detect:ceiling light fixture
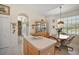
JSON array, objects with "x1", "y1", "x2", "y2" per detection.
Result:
[{"x1": 57, "y1": 6, "x2": 64, "y2": 29}]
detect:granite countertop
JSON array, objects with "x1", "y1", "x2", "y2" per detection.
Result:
[{"x1": 25, "y1": 36, "x2": 57, "y2": 50}]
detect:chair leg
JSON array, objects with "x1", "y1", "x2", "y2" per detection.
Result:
[
  {"x1": 60, "y1": 45, "x2": 73, "y2": 51},
  {"x1": 67, "y1": 46, "x2": 73, "y2": 51}
]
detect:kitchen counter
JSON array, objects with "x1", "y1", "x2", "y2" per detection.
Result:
[
  {"x1": 25, "y1": 36, "x2": 57, "y2": 50},
  {"x1": 24, "y1": 36, "x2": 57, "y2": 55}
]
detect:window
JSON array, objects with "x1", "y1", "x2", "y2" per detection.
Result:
[{"x1": 62, "y1": 15, "x2": 79, "y2": 35}]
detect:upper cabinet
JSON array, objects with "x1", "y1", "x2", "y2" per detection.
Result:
[
  {"x1": 31, "y1": 19, "x2": 49, "y2": 37},
  {"x1": 35, "y1": 19, "x2": 47, "y2": 32}
]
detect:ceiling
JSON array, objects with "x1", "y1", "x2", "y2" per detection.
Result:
[
  {"x1": 23, "y1": 4, "x2": 79, "y2": 16},
  {"x1": 7, "y1": 4, "x2": 79, "y2": 17},
  {"x1": 45, "y1": 4, "x2": 79, "y2": 16},
  {"x1": 25, "y1": 4, "x2": 62, "y2": 16},
  {"x1": 7, "y1": 4, "x2": 62, "y2": 15}
]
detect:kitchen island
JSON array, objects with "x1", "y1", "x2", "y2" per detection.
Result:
[{"x1": 23, "y1": 36, "x2": 57, "y2": 55}]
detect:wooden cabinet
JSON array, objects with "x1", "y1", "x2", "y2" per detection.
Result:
[
  {"x1": 31, "y1": 19, "x2": 49, "y2": 37},
  {"x1": 27, "y1": 42, "x2": 39, "y2": 55},
  {"x1": 23, "y1": 39, "x2": 55, "y2": 55},
  {"x1": 31, "y1": 32, "x2": 49, "y2": 37},
  {"x1": 40, "y1": 45, "x2": 55, "y2": 55},
  {"x1": 23, "y1": 39, "x2": 39, "y2": 55}
]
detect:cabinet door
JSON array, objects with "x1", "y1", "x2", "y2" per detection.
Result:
[
  {"x1": 0, "y1": 16, "x2": 10, "y2": 48},
  {"x1": 40, "y1": 45, "x2": 55, "y2": 55},
  {"x1": 27, "y1": 42, "x2": 39, "y2": 55}
]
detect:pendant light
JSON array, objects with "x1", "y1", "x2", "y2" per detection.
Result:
[{"x1": 57, "y1": 6, "x2": 64, "y2": 29}]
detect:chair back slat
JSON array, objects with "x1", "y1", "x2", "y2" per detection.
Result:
[{"x1": 66, "y1": 35, "x2": 75, "y2": 44}]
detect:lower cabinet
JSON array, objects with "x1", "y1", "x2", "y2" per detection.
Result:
[
  {"x1": 40, "y1": 45, "x2": 55, "y2": 55},
  {"x1": 27, "y1": 42, "x2": 39, "y2": 55},
  {"x1": 23, "y1": 39, "x2": 55, "y2": 55}
]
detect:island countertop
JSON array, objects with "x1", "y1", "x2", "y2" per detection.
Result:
[{"x1": 25, "y1": 36, "x2": 57, "y2": 51}]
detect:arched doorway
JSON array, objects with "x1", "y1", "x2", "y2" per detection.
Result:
[
  {"x1": 17, "y1": 13, "x2": 29, "y2": 37},
  {"x1": 17, "y1": 13, "x2": 29, "y2": 54}
]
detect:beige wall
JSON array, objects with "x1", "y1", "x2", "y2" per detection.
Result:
[
  {"x1": 6, "y1": 4, "x2": 45, "y2": 36},
  {"x1": 46, "y1": 16, "x2": 58, "y2": 37}
]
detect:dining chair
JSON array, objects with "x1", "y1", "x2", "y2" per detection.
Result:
[{"x1": 61, "y1": 35, "x2": 75, "y2": 51}]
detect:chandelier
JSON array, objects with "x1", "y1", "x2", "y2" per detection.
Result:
[{"x1": 57, "y1": 6, "x2": 64, "y2": 29}]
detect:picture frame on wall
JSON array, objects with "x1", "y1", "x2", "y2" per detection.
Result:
[{"x1": 0, "y1": 4, "x2": 10, "y2": 15}]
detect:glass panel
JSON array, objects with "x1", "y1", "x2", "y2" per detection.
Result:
[
  {"x1": 36, "y1": 23, "x2": 41, "y2": 32},
  {"x1": 77, "y1": 16, "x2": 79, "y2": 35},
  {"x1": 35, "y1": 22, "x2": 47, "y2": 32},
  {"x1": 61, "y1": 15, "x2": 79, "y2": 35}
]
